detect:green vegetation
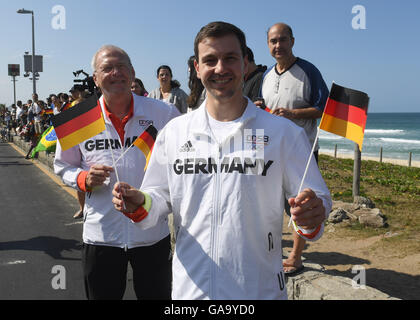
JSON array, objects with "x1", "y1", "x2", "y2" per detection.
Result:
[{"x1": 319, "y1": 154, "x2": 420, "y2": 254}]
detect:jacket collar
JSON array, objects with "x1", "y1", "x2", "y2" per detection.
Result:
[
  {"x1": 99, "y1": 93, "x2": 143, "y2": 124},
  {"x1": 190, "y1": 97, "x2": 257, "y2": 138}
]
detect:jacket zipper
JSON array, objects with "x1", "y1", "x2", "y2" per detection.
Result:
[
  {"x1": 121, "y1": 127, "x2": 129, "y2": 252},
  {"x1": 110, "y1": 120, "x2": 129, "y2": 251},
  {"x1": 210, "y1": 143, "x2": 222, "y2": 299},
  {"x1": 207, "y1": 120, "x2": 247, "y2": 299}
]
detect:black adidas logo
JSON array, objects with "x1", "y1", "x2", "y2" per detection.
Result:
[{"x1": 179, "y1": 140, "x2": 195, "y2": 152}]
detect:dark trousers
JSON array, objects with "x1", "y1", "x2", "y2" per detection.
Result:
[{"x1": 82, "y1": 235, "x2": 172, "y2": 300}]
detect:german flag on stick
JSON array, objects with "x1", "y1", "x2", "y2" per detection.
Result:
[
  {"x1": 51, "y1": 94, "x2": 105, "y2": 151},
  {"x1": 41, "y1": 108, "x2": 54, "y2": 116},
  {"x1": 319, "y1": 83, "x2": 369, "y2": 151},
  {"x1": 132, "y1": 125, "x2": 158, "y2": 171},
  {"x1": 261, "y1": 106, "x2": 274, "y2": 114},
  {"x1": 288, "y1": 83, "x2": 369, "y2": 231}
]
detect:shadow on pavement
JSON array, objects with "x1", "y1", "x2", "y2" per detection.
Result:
[
  {"x1": 0, "y1": 161, "x2": 33, "y2": 166},
  {"x1": 0, "y1": 236, "x2": 82, "y2": 261}
]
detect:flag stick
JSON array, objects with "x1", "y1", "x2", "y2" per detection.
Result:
[
  {"x1": 114, "y1": 143, "x2": 133, "y2": 165},
  {"x1": 288, "y1": 126, "x2": 321, "y2": 228},
  {"x1": 114, "y1": 124, "x2": 156, "y2": 169},
  {"x1": 104, "y1": 127, "x2": 121, "y2": 182},
  {"x1": 99, "y1": 106, "x2": 125, "y2": 209}
]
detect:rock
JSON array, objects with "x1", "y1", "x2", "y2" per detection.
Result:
[
  {"x1": 328, "y1": 208, "x2": 349, "y2": 223},
  {"x1": 326, "y1": 225, "x2": 335, "y2": 233},
  {"x1": 384, "y1": 231, "x2": 399, "y2": 238},
  {"x1": 286, "y1": 261, "x2": 398, "y2": 300},
  {"x1": 358, "y1": 209, "x2": 387, "y2": 228},
  {"x1": 353, "y1": 196, "x2": 375, "y2": 209},
  {"x1": 330, "y1": 199, "x2": 387, "y2": 228},
  {"x1": 346, "y1": 212, "x2": 358, "y2": 222},
  {"x1": 332, "y1": 200, "x2": 360, "y2": 212}
]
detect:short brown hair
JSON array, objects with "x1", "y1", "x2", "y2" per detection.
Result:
[{"x1": 194, "y1": 21, "x2": 247, "y2": 60}]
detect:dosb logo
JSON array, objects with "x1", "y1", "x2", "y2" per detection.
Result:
[
  {"x1": 246, "y1": 135, "x2": 269, "y2": 145},
  {"x1": 139, "y1": 120, "x2": 153, "y2": 127}
]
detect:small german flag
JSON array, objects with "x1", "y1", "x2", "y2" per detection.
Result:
[
  {"x1": 41, "y1": 109, "x2": 54, "y2": 116},
  {"x1": 133, "y1": 125, "x2": 158, "y2": 171},
  {"x1": 319, "y1": 83, "x2": 369, "y2": 151},
  {"x1": 51, "y1": 94, "x2": 105, "y2": 151},
  {"x1": 260, "y1": 106, "x2": 274, "y2": 114}
]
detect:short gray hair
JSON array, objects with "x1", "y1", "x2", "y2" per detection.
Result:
[{"x1": 91, "y1": 45, "x2": 132, "y2": 72}]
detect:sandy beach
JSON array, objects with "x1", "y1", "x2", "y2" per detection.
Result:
[{"x1": 319, "y1": 150, "x2": 420, "y2": 168}]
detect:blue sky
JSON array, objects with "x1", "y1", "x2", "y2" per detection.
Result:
[{"x1": 1, "y1": 0, "x2": 419, "y2": 113}]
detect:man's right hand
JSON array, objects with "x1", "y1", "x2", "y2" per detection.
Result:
[
  {"x1": 253, "y1": 100, "x2": 264, "y2": 108},
  {"x1": 112, "y1": 182, "x2": 145, "y2": 213},
  {"x1": 85, "y1": 164, "x2": 114, "y2": 189}
]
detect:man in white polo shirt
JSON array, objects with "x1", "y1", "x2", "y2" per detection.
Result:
[{"x1": 256, "y1": 22, "x2": 329, "y2": 277}]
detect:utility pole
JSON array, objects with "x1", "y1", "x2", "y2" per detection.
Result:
[
  {"x1": 353, "y1": 143, "x2": 361, "y2": 197},
  {"x1": 12, "y1": 76, "x2": 17, "y2": 107},
  {"x1": 17, "y1": 8, "x2": 36, "y2": 94},
  {"x1": 31, "y1": 10, "x2": 36, "y2": 94}
]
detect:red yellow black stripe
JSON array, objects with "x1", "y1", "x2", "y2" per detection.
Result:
[
  {"x1": 133, "y1": 125, "x2": 157, "y2": 155},
  {"x1": 133, "y1": 125, "x2": 158, "y2": 171},
  {"x1": 54, "y1": 104, "x2": 103, "y2": 138},
  {"x1": 329, "y1": 83, "x2": 369, "y2": 110},
  {"x1": 51, "y1": 94, "x2": 105, "y2": 151},
  {"x1": 52, "y1": 95, "x2": 99, "y2": 127},
  {"x1": 41, "y1": 109, "x2": 54, "y2": 115},
  {"x1": 319, "y1": 83, "x2": 369, "y2": 151},
  {"x1": 323, "y1": 98, "x2": 367, "y2": 130}
]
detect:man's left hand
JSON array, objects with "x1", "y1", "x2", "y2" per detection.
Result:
[
  {"x1": 272, "y1": 107, "x2": 295, "y2": 119},
  {"x1": 289, "y1": 188, "x2": 325, "y2": 229}
]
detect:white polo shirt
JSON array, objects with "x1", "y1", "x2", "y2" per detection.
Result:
[{"x1": 261, "y1": 57, "x2": 329, "y2": 151}]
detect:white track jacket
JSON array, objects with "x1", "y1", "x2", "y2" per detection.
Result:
[
  {"x1": 54, "y1": 93, "x2": 180, "y2": 249},
  {"x1": 138, "y1": 99, "x2": 332, "y2": 299}
]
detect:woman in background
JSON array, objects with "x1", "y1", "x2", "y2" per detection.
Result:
[
  {"x1": 148, "y1": 65, "x2": 188, "y2": 113},
  {"x1": 131, "y1": 78, "x2": 148, "y2": 96},
  {"x1": 187, "y1": 56, "x2": 206, "y2": 112}
]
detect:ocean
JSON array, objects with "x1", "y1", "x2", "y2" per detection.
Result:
[{"x1": 318, "y1": 113, "x2": 420, "y2": 162}]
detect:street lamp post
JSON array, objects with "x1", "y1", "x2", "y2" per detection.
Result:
[{"x1": 17, "y1": 8, "x2": 36, "y2": 95}]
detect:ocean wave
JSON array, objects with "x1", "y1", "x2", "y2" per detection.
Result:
[
  {"x1": 379, "y1": 138, "x2": 420, "y2": 145},
  {"x1": 319, "y1": 136, "x2": 344, "y2": 141},
  {"x1": 365, "y1": 129, "x2": 404, "y2": 134},
  {"x1": 318, "y1": 132, "x2": 345, "y2": 140}
]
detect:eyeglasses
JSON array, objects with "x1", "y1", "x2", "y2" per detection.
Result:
[{"x1": 98, "y1": 63, "x2": 130, "y2": 74}]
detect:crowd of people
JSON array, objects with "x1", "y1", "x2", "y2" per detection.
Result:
[
  {"x1": 0, "y1": 91, "x2": 78, "y2": 157},
  {"x1": 1, "y1": 20, "x2": 332, "y2": 300}
]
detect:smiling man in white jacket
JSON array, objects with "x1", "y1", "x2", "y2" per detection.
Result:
[
  {"x1": 112, "y1": 22, "x2": 332, "y2": 300},
  {"x1": 54, "y1": 45, "x2": 179, "y2": 300}
]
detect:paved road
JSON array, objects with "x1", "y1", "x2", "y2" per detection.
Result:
[{"x1": 0, "y1": 141, "x2": 135, "y2": 300}]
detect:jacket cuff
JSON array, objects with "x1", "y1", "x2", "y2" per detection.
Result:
[
  {"x1": 292, "y1": 220, "x2": 323, "y2": 241},
  {"x1": 125, "y1": 192, "x2": 152, "y2": 223},
  {"x1": 76, "y1": 171, "x2": 91, "y2": 192}
]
